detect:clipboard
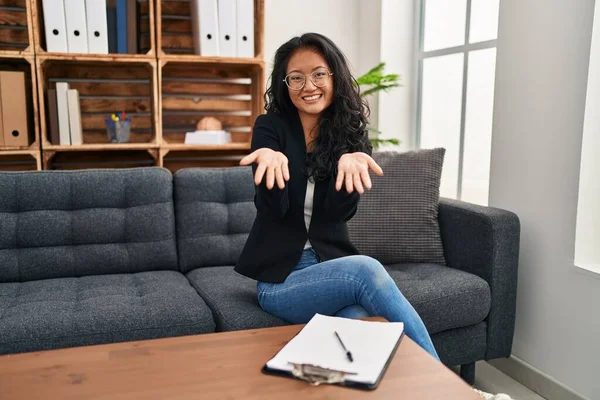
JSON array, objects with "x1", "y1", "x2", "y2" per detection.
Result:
[{"x1": 261, "y1": 314, "x2": 405, "y2": 390}]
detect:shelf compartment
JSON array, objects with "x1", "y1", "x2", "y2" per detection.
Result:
[
  {"x1": 0, "y1": 0, "x2": 33, "y2": 54},
  {"x1": 31, "y1": 0, "x2": 157, "y2": 57},
  {"x1": 0, "y1": 54, "x2": 39, "y2": 150},
  {"x1": 160, "y1": 147, "x2": 248, "y2": 172},
  {"x1": 0, "y1": 150, "x2": 40, "y2": 170},
  {"x1": 43, "y1": 148, "x2": 158, "y2": 170},
  {"x1": 37, "y1": 56, "x2": 159, "y2": 148},
  {"x1": 156, "y1": 0, "x2": 264, "y2": 58},
  {"x1": 159, "y1": 59, "x2": 264, "y2": 147}
]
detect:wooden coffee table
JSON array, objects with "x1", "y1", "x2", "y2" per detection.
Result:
[{"x1": 0, "y1": 323, "x2": 480, "y2": 399}]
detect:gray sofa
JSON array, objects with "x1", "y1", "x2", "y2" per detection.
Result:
[{"x1": 0, "y1": 166, "x2": 519, "y2": 384}]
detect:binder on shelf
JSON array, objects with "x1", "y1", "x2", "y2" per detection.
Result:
[
  {"x1": 85, "y1": 0, "x2": 109, "y2": 54},
  {"x1": 67, "y1": 89, "x2": 83, "y2": 145},
  {"x1": 47, "y1": 89, "x2": 61, "y2": 145},
  {"x1": 263, "y1": 314, "x2": 404, "y2": 390},
  {"x1": 116, "y1": 0, "x2": 127, "y2": 53},
  {"x1": 0, "y1": 71, "x2": 30, "y2": 147},
  {"x1": 218, "y1": 0, "x2": 237, "y2": 57},
  {"x1": 236, "y1": 0, "x2": 254, "y2": 58},
  {"x1": 191, "y1": 0, "x2": 220, "y2": 56},
  {"x1": 41, "y1": 0, "x2": 69, "y2": 52},
  {"x1": 64, "y1": 0, "x2": 90, "y2": 53},
  {"x1": 126, "y1": 0, "x2": 138, "y2": 54},
  {"x1": 106, "y1": 4, "x2": 117, "y2": 53},
  {"x1": 55, "y1": 82, "x2": 71, "y2": 145}
]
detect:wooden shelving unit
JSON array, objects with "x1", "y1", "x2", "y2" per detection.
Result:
[
  {"x1": 7, "y1": 0, "x2": 266, "y2": 172},
  {"x1": 155, "y1": 0, "x2": 265, "y2": 170}
]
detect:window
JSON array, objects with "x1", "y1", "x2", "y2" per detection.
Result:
[
  {"x1": 416, "y1": 0, "x2": 499, "y2": 205},
  {"x1": 575, "y1": 0, "x2": 600, "y2": 274}
]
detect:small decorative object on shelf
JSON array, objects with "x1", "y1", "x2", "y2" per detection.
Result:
[
  {"x1": 105, "y1": 111, "x2": 131, "y2": 143},
  {"x1": 196, "y1": 116, "x2": 222, "y2": 131},
  {"x1": 185, "y1": 116, "x2": 230, "y2": 145}
]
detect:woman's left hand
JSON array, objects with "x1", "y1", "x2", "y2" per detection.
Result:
[{"x1": 336, "y1": 152, "x2": 384, "y2": 194}]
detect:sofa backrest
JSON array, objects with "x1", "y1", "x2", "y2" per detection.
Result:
[
  {"x1": 0, "y1": 168, "x2": 179, "y2": 283},
  {"x1": 173, "y1": 167, "x2": 256, "y2": 273}
]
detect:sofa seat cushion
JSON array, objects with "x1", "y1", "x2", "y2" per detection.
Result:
[
  {"x1": 185, "y1": 267, "x2": 287, "y2": 331},
  {"x1": 0, "y1": 271, "x2": 215, "y2": 355},
  {"x1": 385, "y1": 263, "x2": 491, "y2": 334}
]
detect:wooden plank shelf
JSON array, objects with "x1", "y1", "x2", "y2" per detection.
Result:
[
  {"x1": 34, "y1": 53, "x2": 157, "y2": 63},
  {"x1": 162, "y1": 142, "x2": 250, "y2": 151},
  {"x1": 43, "y1": 148, "x2": 159, "y2": 170},
  {"x1": 42, "y1": 143, "x2": 158, "y2": 151},
  {"x1": 0, "y1": 0, "x2": 34, "y2": 55},
  {"x1": 0, "y1": 150, "x2": 40, "y2": 170}
]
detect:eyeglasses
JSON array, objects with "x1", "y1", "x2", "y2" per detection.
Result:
[{"x1": 283, "y1": 69, "x2": 334, "y2": 91}]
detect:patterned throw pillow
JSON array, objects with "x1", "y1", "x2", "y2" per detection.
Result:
[{"x1": 347, "y1": 148, "x2": 446, "y2": 265}]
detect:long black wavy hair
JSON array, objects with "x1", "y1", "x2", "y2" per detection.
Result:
[{"x1": 264, "y1": 33, "x2": 372, "y2": 181}]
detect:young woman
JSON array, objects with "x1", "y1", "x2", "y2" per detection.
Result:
[{"x1": 235, "y1": 33, "x2": 439, "y2": 360}]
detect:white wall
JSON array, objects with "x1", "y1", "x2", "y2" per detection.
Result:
[
  {"x1": 378, "y1": 0, "x2": 416, "y2": 150},
  {"x1": 357, "y1": 0, "x2": 383, "y2": 128},
  {"x1": 490, "y1": 0, "x2": 600, "y2": 398},
  {"x1": 264, "y1": 0, "x2": 360, "y2": 77},
  {"x1": 575, "y1": 0, "x2": 600, "y2": 272}
]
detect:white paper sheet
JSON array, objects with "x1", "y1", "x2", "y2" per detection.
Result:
[{"x1": 266, "y1": 314, "x2": 404, "y2": 385}]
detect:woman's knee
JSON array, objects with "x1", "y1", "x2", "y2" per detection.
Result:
[{"x1": 345, "y1": 255, "x2": 393, "y2": 288}]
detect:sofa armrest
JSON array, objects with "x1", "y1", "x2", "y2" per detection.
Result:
[{"x1": 438, "y1": 198, "x2": 520, "y2": 360}]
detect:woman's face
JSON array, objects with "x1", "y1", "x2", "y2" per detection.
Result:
[{"x1": 285, "y1": 48, "x2": 334, "y2": 117}]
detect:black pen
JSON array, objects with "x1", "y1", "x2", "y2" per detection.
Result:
[{"x1": 334, "y1": 331, "x2": 353, "y2": 362}]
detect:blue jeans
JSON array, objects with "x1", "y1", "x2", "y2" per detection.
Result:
[{"x1": 257, "y1": 248, "x2": 440, "y2": 360}]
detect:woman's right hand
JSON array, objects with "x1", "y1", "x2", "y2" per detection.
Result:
[{"x1": 239, "y1": 148, "x2": 290, "y2": 190}]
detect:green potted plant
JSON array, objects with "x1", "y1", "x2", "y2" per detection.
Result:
[{"x1": 355, "y1": 62, "x2": 401, "y2": 149}]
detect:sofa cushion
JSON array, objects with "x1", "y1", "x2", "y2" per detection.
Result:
[
  {"x1": 348, "y1": 149, "x2": 447, "y2": 265},
  {"x1": 0, "y1": 168, "x2": 179, "y2": 283},
  {"x1": 174, "y1": 167, "x2": 256, "y2": 273},
  {"x1": 185, "y1": 266, "x2": 287, "y2": 331},
  {"x1": 0, "y1": 271, "x2": 215, "y2": 355},
  {"x1": 185, "y1": 263, "x2": 488, "y2": 335},
  {"x1": 385, "y1": 263, "x2": 490, "y2": 334}
]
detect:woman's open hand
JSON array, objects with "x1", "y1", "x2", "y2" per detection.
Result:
[
  {"x1": 336, "y1": 152, "x2": 383, "y2": 194},
  {"x1": 239, "y1": 148, "x2": 290, "y2": 190}
]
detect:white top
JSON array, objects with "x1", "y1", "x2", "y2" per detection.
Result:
[{"x1": 304, "y1": 180, "x2": 316, "y2": 249}]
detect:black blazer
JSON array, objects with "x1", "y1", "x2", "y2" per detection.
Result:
[{"x1": 234, "y1": 111, "x2": 371, "y2": 283}]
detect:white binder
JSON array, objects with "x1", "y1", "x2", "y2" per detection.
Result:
[
  {"x1": 191, "y1": 0, "x2": 220, "y2": 56},
  {"x1": 67, "y1": 89, "x2": 83, "y2": 145},
  {"x1": 55, "y1": 82, "x2": 71, "y2": 145},
  {"x1": 41, "y1": 0, "x2": 68, "y2": 52},
  {"x1": 64, "y1": 0, "x2": 89, "y2": 53},
  {"x1": 236, "y1": 0, "x2": 254, "y2": 58},
  {"x1": 218, "y1": 0, "x2": 237, "y2": 57},
  {"x1": 85, "y1": 0, "x2": 108, "y2": 54}
]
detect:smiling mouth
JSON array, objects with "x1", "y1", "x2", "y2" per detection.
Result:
[{"x1": 302, "y1": 94, "x2": 322, "y2": 101}]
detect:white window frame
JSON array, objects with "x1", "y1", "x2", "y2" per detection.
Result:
[{"x1": 414, "y1": 0, "x2": 497, "y2": 200}]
